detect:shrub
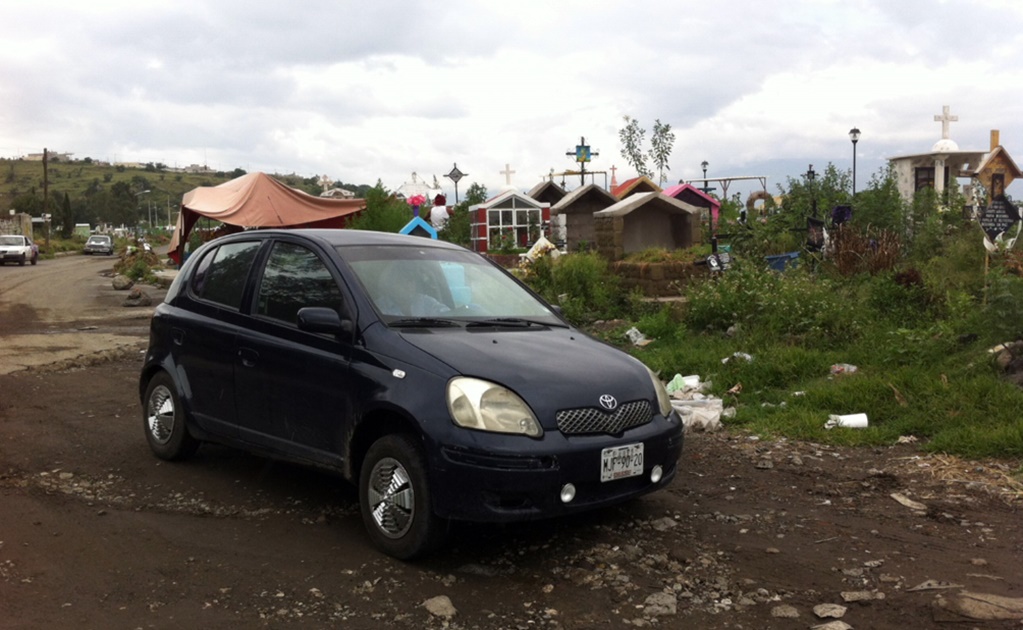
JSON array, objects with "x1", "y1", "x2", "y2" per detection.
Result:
[
  {"x1": 865, "y1": 269, "x2": 934, "y2": 328},
  {"x1": 522, "y1": 252, "x2": 621, "y2": 324},
  {"x1": 682, "y1": 260, "x2": 855, "y2": 346}
]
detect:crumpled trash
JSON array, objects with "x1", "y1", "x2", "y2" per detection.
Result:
[
  {"x1": 722, "y1": 352, "x2": 753, "y2": 364},
  {"x1": 625, "y1": 327, "x2": 652, "y2": 347},
  {"x1": 664, "y1": 374, "x2": 731, "y2": 431},
  {"x1": 830, "y1": 363, "x2": 858, "y2": 375},
  {"x1": 825, "y1": 413, "x2": 868, "y2": 429},
  {"x1": 672, "y1": 398, "x2": 724, "y2": 432},
  {"x1": 665, "y1": 373, "x2": 700, "y2": 394}
]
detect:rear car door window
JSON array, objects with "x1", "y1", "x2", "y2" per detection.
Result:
[
  {"x1": 256, "y1": 241, "x2": 343, "y2": 324},
  {"x1": 191, "y1": 241, "x2": 261, "y2": 309}
]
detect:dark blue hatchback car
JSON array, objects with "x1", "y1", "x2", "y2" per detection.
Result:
[{"x1": 140, "y1": 229, "x2": 684, "y2": 559}]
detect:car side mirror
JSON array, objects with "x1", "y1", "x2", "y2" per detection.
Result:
[{"x1": 296, "y1": 307, "x2": 354, "y2": 336}]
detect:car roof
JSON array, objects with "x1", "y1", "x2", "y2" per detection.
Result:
[{"x1": 224, "y1": 229, "x2": 467, "y2": 252}]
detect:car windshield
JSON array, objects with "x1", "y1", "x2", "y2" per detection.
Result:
[
  {"x1": 87, "y1": 236, "x2": 110, "y2": 244},
  {"x1": 0, "y1": 236, "x2": 24, "y2": 246},
  {"x1": 340, "y1": 244, "x2": 562, "y2": 326}
]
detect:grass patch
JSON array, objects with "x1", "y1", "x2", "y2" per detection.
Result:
[{"x1": 536, "y1": 246, "x2": 1023, "y2": 460}]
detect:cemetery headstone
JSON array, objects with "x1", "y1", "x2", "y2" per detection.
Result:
[{"x1": 979, "y1": 195, "x2": 1021, "y2": 240}]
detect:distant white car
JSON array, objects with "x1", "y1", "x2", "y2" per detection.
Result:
[
  {"x1": 0, "y1": 234, "x2": 39, "y2": 266},
  {"x1": 84, "y1": 234, "x2": 115, "y2": 256}
]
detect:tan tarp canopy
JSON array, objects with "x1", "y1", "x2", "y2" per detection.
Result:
[{"x1": 168, "y1": 172, "x2": 365, "y2": 264}]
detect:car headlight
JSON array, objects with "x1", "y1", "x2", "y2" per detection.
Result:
[
  {"x1": 447, "y1": 377, "x2": 542, "y2": 437},
  {"x1": 645, "y1": 366, "x2": 675, "y2": 418}
]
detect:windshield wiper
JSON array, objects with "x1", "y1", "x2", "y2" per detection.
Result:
[
  {"x1": 467, "y1": 317, "x2": 566, "y2": 328},
  {"x1": 388, "y1": 317, "x2": 462, "y2": 328}
]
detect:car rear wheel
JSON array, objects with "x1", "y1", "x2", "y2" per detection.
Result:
[
  {"x1": 359, "y1": 434, "x2": 447, "y2": 560},
  {"x1": 143, "y1": 372, "x2": 200, "y2": 461}
]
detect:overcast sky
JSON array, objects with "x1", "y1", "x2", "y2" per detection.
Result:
[{"x1": 2, "y1": 0, "x2": 1022, "y2": 202}]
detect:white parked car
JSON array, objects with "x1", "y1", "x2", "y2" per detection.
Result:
[{"x1": 0, "y1": 235, "x2": 39, "y2": 266}]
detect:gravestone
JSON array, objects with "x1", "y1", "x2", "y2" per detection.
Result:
[{"x1": 979, "y1": 195, "x2": 1021, "y2": 240}]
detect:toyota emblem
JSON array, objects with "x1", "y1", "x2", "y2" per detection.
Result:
[{"x1": 599, "y1": 394, "x2": 618, "y2": 410}]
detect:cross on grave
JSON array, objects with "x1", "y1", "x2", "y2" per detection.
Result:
[
  {"x1": 500, "y1": 163, "x2": 516, "y2": 186},
  {"x1": 318, "y1": 174, "x2": 332, "y2": 192},
  {"x1": 934, "y1": 105, "x2": 958, "y2": 140}
]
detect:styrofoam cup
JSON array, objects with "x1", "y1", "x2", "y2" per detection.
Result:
[{"x1": 826, "y1": 413, "x2": 868, "y2": 429}]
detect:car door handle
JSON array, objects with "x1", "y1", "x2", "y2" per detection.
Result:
[
  {"x1": 238, "y1": 348, "x2": 259, "y2": 368},
  {"x1": 172, "y1": 328, "x2": 185, "y2": 346}
]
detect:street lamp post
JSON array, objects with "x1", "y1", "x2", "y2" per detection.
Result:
[
  {"x1": 849, "y1": 128, "x2": 860, "y2": 197},
  {"x1": 805, "y1": 165, "x2": 817, "y2": 218},
  {"x1": 700, "y1": 161, "x2": 717, "y2": 252}
]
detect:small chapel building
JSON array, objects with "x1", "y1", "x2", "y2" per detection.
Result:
[
  {"x1": 468, "y1": 189, "x2": 551, "y2": 254},
  {"x1": 888, "y1": 106, "x2": 994, "y2": 203}
]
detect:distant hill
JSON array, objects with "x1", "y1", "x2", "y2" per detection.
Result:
[{"x1": 0, "y1": 158, "x2": 354, "y2": 211}]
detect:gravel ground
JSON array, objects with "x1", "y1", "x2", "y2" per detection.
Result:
[{"x1": 1, "y1": 255, "x2": 1022, "y2": 628}]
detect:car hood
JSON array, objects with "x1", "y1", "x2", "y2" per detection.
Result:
[{"x1": 396, "y1": 327, "x2": 654, "y2": 421}]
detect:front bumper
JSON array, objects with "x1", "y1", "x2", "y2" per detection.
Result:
[{"x1": 429, "y1": 418, "x2": 685, "y2": 522}]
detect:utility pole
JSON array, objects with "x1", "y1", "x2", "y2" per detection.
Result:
[{"x1": 43, "y1": 148, "x2": 50, "y2": 247}]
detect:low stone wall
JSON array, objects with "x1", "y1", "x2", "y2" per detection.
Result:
[{"x1": 611, "y1": 260, "x2": 708, "y2": 297}]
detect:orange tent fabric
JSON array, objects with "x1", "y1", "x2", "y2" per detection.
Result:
[{"x1": 168, "y1": 172, "x2": 365, "y2": 264}]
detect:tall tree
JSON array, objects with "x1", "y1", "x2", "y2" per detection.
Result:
[
  {"x1": 619, "y1": 116, "x2": 675, "y2": 183},
  {"x1": 648, "y1": 119, "x2": 676, "y2": 186},
  {"x1": 618, "y1": 116, "x2": 649, "y2": 178},
  {"x1": 59, "y1": 192, "x2": 73, "y2": 238}
]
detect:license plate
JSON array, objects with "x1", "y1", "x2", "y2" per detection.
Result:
[{"x1": 600, "y1": 443, "x2": 644, "y2": 482}]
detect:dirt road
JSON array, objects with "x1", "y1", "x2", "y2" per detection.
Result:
[
  {"x1": 1, "y1": 255, "x2": 1022, "y2": 628},
  {"x1": 0, "y1": 254, "x2": 157, "y2": 374}
]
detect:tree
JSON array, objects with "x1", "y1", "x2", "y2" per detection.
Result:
[
  {"x1": 439, "y1": 182, "x2": 488, "y2": 248},
  {"x1": 618, "y1": 116, "x2": 676, "y2": 184},
  {"x1": 849, "y1": 165, "x2": 906, "y2": 234},
  {"x1": 648, "y1": 119, "x2": 676, "y2": 185},
  {"x1": 59, "y1": 193, "x2": 73, "y2": 238},
  {"x1": 618, "y1": 116, "x2": 648, "y2": 178},
  {"x1": 347, "y1": 180, "x2": 410, "y2": 233}
]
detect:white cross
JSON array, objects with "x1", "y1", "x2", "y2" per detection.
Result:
[
  {"x1": 500, "y1": 163, "x2": 516, "y2": 185},
  {"x1": 934, "y1": 105, "x2": 958, "y2": 140},
  {"x1": 318, "y1": 174, "x2": 332, "y2": 192}
]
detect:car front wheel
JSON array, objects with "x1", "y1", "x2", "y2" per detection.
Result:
[
  {"x1": 359, "y1": 434, "x2": 447, "y2": 560},
  {"x1": 143, "y1": 372, "x2": 200, "y2": 461}
]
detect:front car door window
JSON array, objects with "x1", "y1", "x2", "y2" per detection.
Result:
[{"x1": 256, "y1": 241, "x2": 343, "y2": 324}]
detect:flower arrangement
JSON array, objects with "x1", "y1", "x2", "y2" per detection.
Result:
[{"x1": 407, "y1": 194, "x2": 426, "y2": 208}]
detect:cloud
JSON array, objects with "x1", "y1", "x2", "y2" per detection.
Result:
[{"x1": 3, "y1": 0, "x2": 1023, "y2": 201}]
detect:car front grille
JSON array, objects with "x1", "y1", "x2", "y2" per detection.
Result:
[{"x1": 556, "y1": 400, "x2": 652, "y2": 435}]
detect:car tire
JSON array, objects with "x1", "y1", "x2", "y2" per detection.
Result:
[
  {"x1": 30, "y1": 256, "x2": 37, "y2": 266},
  {"x1": 359, "y1": 434, "x2": 447, "y2": 560},
  {"x1": 142, "y1": 372, "x2": 200, "y2": 461},
  {"x1": 18, "y1": 255, "x2": 25, "y2": 266}
]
